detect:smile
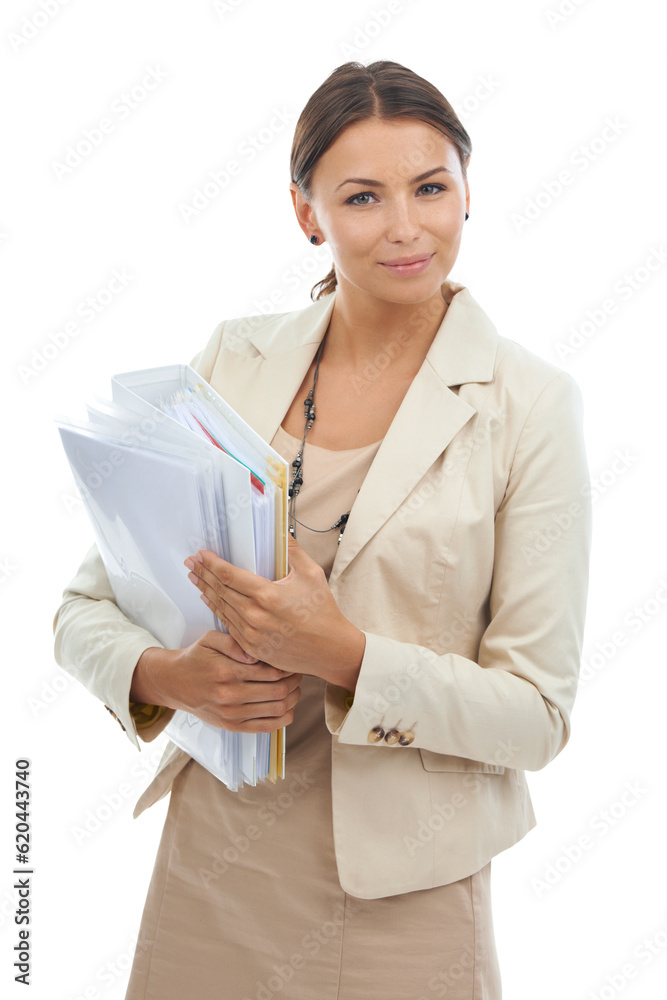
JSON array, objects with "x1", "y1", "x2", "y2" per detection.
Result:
[{"x1": 378, "y1": 253, "x2": 434, "y2": 275}]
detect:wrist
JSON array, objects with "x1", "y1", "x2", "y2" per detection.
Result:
[
  {"x1": 130, "y1": 646, "x2": 179, "y2": 707},
  {"x1": 324, "y1": 624, "x2": 365, "y2": 693}
]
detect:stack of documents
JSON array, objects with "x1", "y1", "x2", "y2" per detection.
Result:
[{"x1": 55, "y1": 364, "x2": 290, "y2": 791}]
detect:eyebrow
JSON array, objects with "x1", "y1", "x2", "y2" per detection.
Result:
[{"x1": 335, "y1": 166, "x2": 453, "y2": 191}]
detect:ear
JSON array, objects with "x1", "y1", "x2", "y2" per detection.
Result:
[
  {"x1": 463, "y1": 157, "x2": 471, "y2": 216},
  {"x1": 289, "y1": 182, "x2": 318, "y2": 239}
]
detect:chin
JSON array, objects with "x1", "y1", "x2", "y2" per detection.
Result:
[
  {"x1": 340, "y1": 267, "x2": 446, "y2": 305},
  {"x1": 375, "y1": 271, "x2": 447, "y2": 299}
]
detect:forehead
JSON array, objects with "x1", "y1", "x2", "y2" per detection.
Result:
[{"x1": 313, "y1": 117, "x2": 458, "y2": 183}]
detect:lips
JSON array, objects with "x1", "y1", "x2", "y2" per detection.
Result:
[
  {"x1": 379, "y1": 253, "x2": 434, "y2": 275},
  {"x1": 381, "y1": 253, "x2": 433, "y2": 266}
]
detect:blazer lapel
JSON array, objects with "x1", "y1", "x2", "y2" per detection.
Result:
[
  {"x1": 328, "y1": 284, "x2": 499, "y2": 585},
  {"x1": 225, "y1": 294, "x2": 336, "y2": 448},
  {"x1": 218, "y1": 280, "x2": 499, "y2": 586}
]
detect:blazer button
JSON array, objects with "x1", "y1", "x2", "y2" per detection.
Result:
[
  {"x1": 398, "y1": 730, "x2": 415, "y2": 746},
  {"x1": 367, "y1": 726, "x2": 384, "y2": 743},
  {"x1": 104, "y1": 704, "x2": 126, "y2": 733},
  {"x1": 384, "y1": 729, "x2": 400, "y2": 745}
]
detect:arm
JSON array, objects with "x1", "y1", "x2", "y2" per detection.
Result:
[
  {"x1": 52, "y1": 323, "x2": 228, "y2": 747},
  {"x1": 53, "y1": 546, "x2": 302, "y2": 746},
  {"x1": 52, "y1": 542, "x2": 173, "y2": 749},
  {"x1": 324, "y1": 372, "x2": 593, "y2": 772}
]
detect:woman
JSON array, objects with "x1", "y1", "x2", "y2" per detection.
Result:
[{"x1": 53, "y1": 60, "x2": 592, "y2": 999}]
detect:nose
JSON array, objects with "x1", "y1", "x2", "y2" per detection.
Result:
[{"x1": 384, "y1": 195, "x2": 421, "y2": 243}]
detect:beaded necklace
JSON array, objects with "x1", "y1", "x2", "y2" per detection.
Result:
[{"x1": 287, "y1": 332, "x2": 355, "y2": 545}]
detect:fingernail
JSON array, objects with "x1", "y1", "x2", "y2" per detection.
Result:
[
  {"x1": 200, "y1": 594, "x2": 210, "y2": 606},
  {"x1": 184, "y1": 558, "x2": 194, "y2": 570}
]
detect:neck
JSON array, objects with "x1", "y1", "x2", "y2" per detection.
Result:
[{"x1": 322, "y1": 281, "x2": 452, "y2": 376}]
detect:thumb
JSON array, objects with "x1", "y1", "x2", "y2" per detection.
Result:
[
  {"x1": 275, "y1": 533, "x2": 306, "y2": 584},
  {"x1": 287, "y1": 533, "x2": 310, "y2": 561}
]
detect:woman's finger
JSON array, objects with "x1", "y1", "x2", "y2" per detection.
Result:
[
  {"x1": 233, "y1": 672, "x2": 302, "y2": 704},
  {"x1": 198, "y1": 632, "x2": 295, "y2": 678},
  {"x1": 185, "y1": 550, "x2": 264, "y2": 602},
  {"x1": 221, "y1": 682, "x2": 302, "y2": 722},
  {"x1": 196, "y1": 577, "x2": 249, "y2": 640},
  {"x1": 218, "y1": 631, "x2": 258, "y2": 664}
]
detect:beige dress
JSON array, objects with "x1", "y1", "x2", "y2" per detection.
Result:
[{"x1": 124, "y1": 426, "x2": 502, "y2": 1000}]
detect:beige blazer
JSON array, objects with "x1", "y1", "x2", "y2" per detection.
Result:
[{"x1": 53, "y1": 278, "x2": 592, "y2": 899}]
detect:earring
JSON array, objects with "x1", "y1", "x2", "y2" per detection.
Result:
[
  {"x1": 465, "y1": 212, "x2": 469, "y2": 221},
  {"x1": 310, "y1": 234, "x2": 319, "y2": 244}
]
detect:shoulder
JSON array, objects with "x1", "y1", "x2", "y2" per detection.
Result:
[
  {"x1": 494, "y1": 333, "x2": 583, "y2": 406},
  {"x1": 188, "y1": 296, "x2": 332, "y2": 380},
  {"x1": 487, "y1": 335, "x2": 586, "y2": 459},
  {"x1": 455, "y1": 284, "x2": 586, "y2": 433},
  {"x1": 447, "y1": 284, "x2": 583, "y2": 407}
]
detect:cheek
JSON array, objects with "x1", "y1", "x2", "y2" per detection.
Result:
[
  {"x1": 331, "y1": 214, "x2": 379, "y2": 258},
  {"x1": 440, "y1": 226, "x2": 462, "y2": 251},
  {"x1": 432, "y1": 200, "x2": 463, "y2": 232},
  {"x1": 431, "y1": 215, "x2": 464, "y2": 257}
]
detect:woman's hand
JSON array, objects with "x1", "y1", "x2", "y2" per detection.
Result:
[
  {"x1": 131, "y1": 631, "x2": 302, "y2": 733},
  {"x1": 184, "y1": 535, "x2": 366, "y2": 691}
]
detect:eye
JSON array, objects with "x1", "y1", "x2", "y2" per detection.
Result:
[
  {"x1": 345, "y1": 183, "x2": 447, "y2": 206},
  {"x1": 345, "y1": 191, "x2": 376, "y2": 206}
]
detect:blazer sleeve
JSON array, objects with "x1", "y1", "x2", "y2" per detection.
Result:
[
  {"x1": 324, "y1": 371, "x2": 593, "y2": 772},
  {"x1": 51, "y1": 322, "x2": 227, "y2": 750}
]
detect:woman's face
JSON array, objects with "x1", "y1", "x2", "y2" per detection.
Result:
[{"x1": 290, "y1": 116, "x2": 470, "y2": 305}]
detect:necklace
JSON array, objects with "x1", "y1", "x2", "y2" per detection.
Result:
[{"x1": 287, "y1": 332, "x2": 356, "y2": 545}]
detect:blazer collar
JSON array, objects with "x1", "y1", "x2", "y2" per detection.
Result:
[
  {"x1": 245, "y1": 278, "x2": 498, "y2": 387},
  {"x1": 224, "y1": 279, "x2": 499, "y2": 587}
]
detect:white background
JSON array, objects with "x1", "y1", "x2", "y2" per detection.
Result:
[{"x1": 2, "y1": 1, "x2": 666, "y2": 998}]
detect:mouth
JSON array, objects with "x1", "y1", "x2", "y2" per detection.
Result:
[{"x1": 379, "y1": 253, "x2": 435, "y2": 275}]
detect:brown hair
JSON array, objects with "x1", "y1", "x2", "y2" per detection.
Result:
[{"x1": 289, "y1": 60, "x2": 472, "y2": 301}]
